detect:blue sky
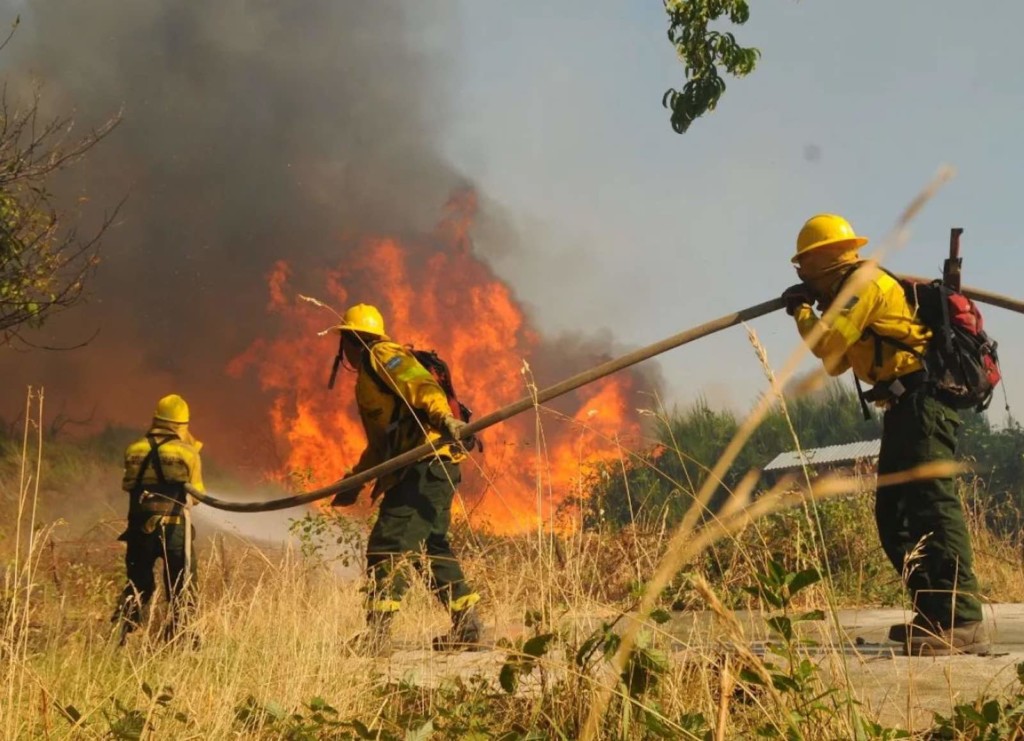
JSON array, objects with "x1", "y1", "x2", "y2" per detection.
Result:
[{"x1": 442, "y1": 0, "x2": 1024, "y2": 416}]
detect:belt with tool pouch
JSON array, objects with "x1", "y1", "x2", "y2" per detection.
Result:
[
  {"x1": 860, "y1": 370, "x2": 929, "y2": 404},
  {"x1": 139, "y1": 513, "x2": 186, "y2": 534}
]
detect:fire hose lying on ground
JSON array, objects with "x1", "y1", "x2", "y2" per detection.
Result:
[{"x1": 186, "y1": 280, "x2": 1024, "y2": 514}]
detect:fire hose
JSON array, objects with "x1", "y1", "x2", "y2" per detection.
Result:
[{"x1": 187, "y1": 282, "x2": 1024, "y2": 513}]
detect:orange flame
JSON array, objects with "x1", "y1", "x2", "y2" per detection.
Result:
[{"x1": 229, "y1": 190, "x2": 644, "y2": 533}]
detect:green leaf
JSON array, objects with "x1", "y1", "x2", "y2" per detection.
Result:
[
  {"x1": 766, "y1": 616, "x2": 793, "y2": 641},
  {"x1": 404, "y1": 718, "x2": 434, "y2": 741},
  {"x1": 771, "y1": 674, "x2": 801, "y2": 693},
  {"x1": 643, "y1": 707, "x2": 677, "y2": 738},
  {"x1": 308, "y1": 696, "x2": 334, "y2": 713},
  {"x1": 794, "y1": 609, "x2": 826, "y2": 623},
  {"x1": 576, "y1": 633, "x2": 604, "y2": 667},
  {"x1": 958, "y1": 704, "x2": 986, "y2": 725},
  {"x1": 767, "y1": 558, "x2": 787, "y2": 585},
  {"x1": 603, "y1": 631, "x2": 622, "y2": 657},
  {"x1": 522, "y1": 633, "x2": 555, "y2": 658},
  {"x1": 141, "y1": 682, "x2": 153, "y2": 699},
  {"x1": 981, "y1": 699, "x2": 1002, "y2": 723},
  {"x1": 738, "y1": 668, "x2": 765, "y2": 686},
  {"x1": 650, "y1": 608, "x2": 672, "y2": 625},
  {"x1": 61, "y1": 704, "x2": 82, "y2": 724},
  {"x1": 350, "y1": 719, "x2": 378, "y2": 739},
  {"x1": 499, "y1": 663, "x2": 519, "y2": 694},
  {"x1": 264, "y1": 701, "x2": 287, "y2": 721},
  {"x1": 678, "y1": 711, "x2": 711, "y2": 735},
  {"x1": 744, "y1": 583, "x2": 783, "y2": 609},
  {"x1": 788, "y1": 567, "x2": 822, "y2": 597}
]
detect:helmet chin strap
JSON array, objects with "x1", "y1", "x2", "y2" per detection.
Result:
[
  {"x1": 327, "y1": 332, "x2": 345, "y2": 390},
  {"x1": 328, "y1": 332, "x2": 374, "y2": 388}
]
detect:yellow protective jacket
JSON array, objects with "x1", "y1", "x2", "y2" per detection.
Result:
[
  {"x1": 794, "y1": 269, "x2": 931, "y2": 384},
  {"x1": 351, "y1": 341, "x2": 463, "y2": 492},
  {"x1": 122, "y1": 423, "x2": 205, "y2": 494}
]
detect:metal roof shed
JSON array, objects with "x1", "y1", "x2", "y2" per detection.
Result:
[{"x1": 763, "y1": 439, "x2": 881, "y2": 473}]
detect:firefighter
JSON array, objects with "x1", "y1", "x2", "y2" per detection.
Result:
[
  {"x1": 781, "y1": 214, "x2": 988, "y2": 655},
  {"x1": 329, "y1": 303, "x2": 482, "y2": 653},
  {"x1": 111, "y1": 394, "x2": 204, "y2": 647}
]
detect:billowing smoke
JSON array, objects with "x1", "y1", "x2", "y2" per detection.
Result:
[
  {"x1": 0, "y1": 2, "x2": 468, "y2": 463},
  {"x1": 0, "y1": 3, "x2": 661, "y2": 509}
]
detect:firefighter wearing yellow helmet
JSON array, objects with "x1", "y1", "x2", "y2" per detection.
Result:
[
  {"x1": 111, "y1": 394, "x2": 205, "y2": 647},
  {"x1": 782, "y1": 214, "x2": 987, "y2": 655},
  {"x1": 329, "y1": 303, "x2": 482, "y2": 653}
]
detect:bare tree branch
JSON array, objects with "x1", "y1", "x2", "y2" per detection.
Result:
[{"x1": 0, "y1": 73, "x2": 123, "y2": 346}]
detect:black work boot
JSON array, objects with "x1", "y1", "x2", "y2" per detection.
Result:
[
  {"x1": 433, "y1": 606, "x2": 484, "y2": 652},
  {"x1": 887, "y1": 614, "x2": 935, "y2": 643},
  {"x1": 111, "y1": 600, "x2": 142, "y2": 647},
  {"x1": 350, "y1": 611, "x2": 395, "y2": 657}
]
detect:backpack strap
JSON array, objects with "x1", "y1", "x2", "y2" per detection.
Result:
[
  {"x1": 132, "y1": 434, "x2": 171, "y2": 491},
  {"x1": 361, "y1": 345, "x2": 392, "y2": 396},
  {"x1": 829, "y1": 263, "x2": 930, "y2": 418},
  {"x1": 937, "y1": 281, "x2": 955, "y2": 355},
  {"x1": 852, "y1": 375, "x2": 872, "y2": 421},
  {"x1": 327, "y1": 332, "x2": 345, "y2": 390},
  {"x1": 837, "y1": 265, "x2": 928, "y2": 371},
  {"x1": 129, "y1": 435, "x2": 187, "y2": 520}
]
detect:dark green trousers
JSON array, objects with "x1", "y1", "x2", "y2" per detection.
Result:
[
  {"x1": 113, "y1": 521, "x2": 197, "y2": 636},
  {"x1": 366, "y1": 459, "x2": 474, "y2": 612},
  {"x1": 876, "y1": 390, "x2": 983, "y2": 625}
]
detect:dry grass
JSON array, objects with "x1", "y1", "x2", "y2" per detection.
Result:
[
  {"x1": 6, "y1": 170, "x2": 1024, "y2": 738},
  {"x1": 3, "y1": 406, "x2": 1020, "y2": 739}
]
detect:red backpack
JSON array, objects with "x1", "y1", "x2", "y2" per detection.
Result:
[
  {"x1": 857, "y1": 229, "x2": 1001, "y2": 413},
  {"x1": 892, "y1": 276, "x2": 1001, "y2": 410}
]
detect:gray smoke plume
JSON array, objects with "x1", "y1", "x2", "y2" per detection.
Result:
[{"x1": 0, "y1": 2, "x2": 467, "y2": 460}]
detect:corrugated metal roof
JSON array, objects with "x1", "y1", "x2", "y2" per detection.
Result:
[{"x1": 763, "y1": 439, "x2": 881, "y2": 472}]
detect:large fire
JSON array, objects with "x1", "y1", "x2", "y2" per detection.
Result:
[{"x1": 228, "y1": 190, "x2": 644, "y2": 533}]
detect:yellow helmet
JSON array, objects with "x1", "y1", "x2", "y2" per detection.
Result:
[
  {"x1": 154, "y1": 394, "x2": 189, "y2": 424},
  {"x1": 332, "y1": 303, "x2": 388, "y2": 338},
  {"x1": 792, "y1": 213, "x2": 868, "y2": 263}
]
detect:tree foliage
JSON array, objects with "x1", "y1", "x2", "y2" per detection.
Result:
[
  {"x1": 959, "y1": 410, "x2": 1024, "y2": 533},
  {"x1": 662, "y1": 0, "x2": 760, "y2": 133},
  {"x1": 580, "y1": 383, "x2": 879, "y2": 529},
  {"x1": 581, "y1": 384, "x2": 1024, "y2": 532},
  {"x1": 0, "y1": 21, "x2": 120, "y2": 346}
]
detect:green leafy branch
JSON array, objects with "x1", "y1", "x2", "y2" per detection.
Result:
[{"x1": 663, "y1": 0, "x2": 760, "y2": 133}]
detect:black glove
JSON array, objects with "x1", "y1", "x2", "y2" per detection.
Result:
[
  {"x1": 781, "y1": 283, "x2": 815, "y2": 316},
  {"x1": 330, "y1": 471, "x2": 361, "y2": 507}
]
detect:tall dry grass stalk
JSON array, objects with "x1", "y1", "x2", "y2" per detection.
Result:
[
  {"x1": 3, "y1": 387, "x2": 46, "y2": 741},
  {"x1": 580, "y1": 166, "x2": 955, "y2": 740},
  {"x1": 7, "y1": 165, "x2": 1020, "y2": 739}
]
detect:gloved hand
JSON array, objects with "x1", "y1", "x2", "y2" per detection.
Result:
[
  {"x1": 443, "y1": 415, "x2": 469, "y2": 440},
  {"x1": 442, "y1": 415, "x2": 478, "y2": 451},
  {"x1": 781, "y1": 283, "x2": 815, "y2": 316},
  {"x1": 330, "y1": 470, "x2": 361, "y2": 507}
]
